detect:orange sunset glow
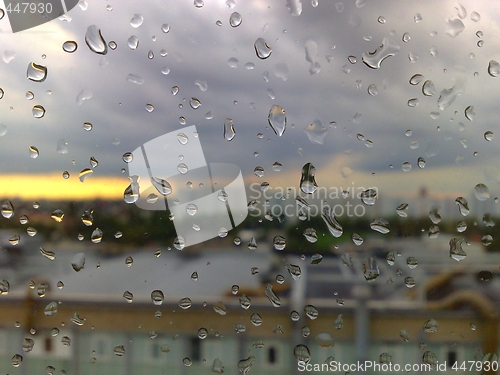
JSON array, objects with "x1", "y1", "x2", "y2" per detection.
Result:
[{"x1": 0, "y1": 174, "x2": 127, "y2": 201}]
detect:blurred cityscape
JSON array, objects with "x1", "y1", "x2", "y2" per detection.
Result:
[{"x1": 0, "y1": 192, "x2": 498, "y2": 374}]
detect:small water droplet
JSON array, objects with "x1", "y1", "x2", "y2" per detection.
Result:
[
  {"x1": 449, "y1": 238, "x2": 466, "y2": 261},
  {"x1": 370, "y1": 218, "x2": 390, "y2": 234},
  {"x1": 455, "y1": 197, "x2": 470, "y2": 216},
  {"x1": 229, "y1": 12, "x2": 242, "y2": 27},
  {"x1": 423, "y1": 319, "x2": 439, "y2": 333}
]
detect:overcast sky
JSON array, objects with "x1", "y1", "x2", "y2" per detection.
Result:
[{"x1": 0, "y1": 0, "x2": 499, "y2": 210}]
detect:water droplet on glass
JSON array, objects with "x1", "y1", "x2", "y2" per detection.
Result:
[
  {"x1": 71, "y1": 252, "x2": 85, "y2": 272},
  {"x1": 238, "y1": 356, "x2": 256, "y2": 374},
  {"x1": 362, "y1": 37, "x2": 400, "y2": 69},
  {"x1": 370, "y1": 218, "x2": 390, "y2": 234},
  {"x1": 130, "y1": 13, "x2": 143, "y2": 28},
  {"x1": 1, "y1": 201, "x2": 14, "y2": 219},
  {"x1": 450, "y1": 238, "x2": 466, "y2": 261},
  {"x1": 488, "y1": 60, "x2": 500, "y2": 77},
  {"x1": 409, "y1": 74, "x2": 424, "y2": 85},
  {"x1": 360, "y1": 188, "x2": 378, "y2": 205},
  {"x1": 423, "y1": 319, "x2": 438, "y2": 333},
  {"x1": 28, "y1": 145, "x2": 40, "y2": 158},
  {"x1": 85, "y1": 25, "x2": 107, "y2": 54},
  {"x1": 300, "y1": 163, "x2": 318, "y2": 194},
  {"x1": 322, "y1": 206, "x2": 343, "y2": 237},
  {"x1": 465, "y1": 105, "x2": 476, "y2": 121},
  {"x1": 254, "y1": 38, "x2": 272, "y2": 59},
  {"x1": 446, "y1": 18, "x2": 465, "y2": 37},
  {"x1": 304, "y1": 305, "x2": 318, "y2": 319},
  {"x1": 189, "y1": 97, "x2": 201, "y2": 109},
  {"x1": 474, "y1": 183, "x2": 490, "y2": 201},
  {"x1": 32, "y1": 105, "x2": 45, "y2": 118},
  {"x1": 418, "y1": 157, "x2": 426, "y2": 169},
  {"x1": 367, "y1": 84, "x2": 378, "y2": 96},
  {"x1": 40, "y1": 247, "x2": 55, "y2": 260},
  {"x1": 227, "y1": 57, "x2": 238, "y2": 68},
  {"x1": 267, "y1": 104, "x2": 287, "y2": 136},
  {"x1": 303, "y1": 228, "x2": 317, "y2": 243},
  {"x1": 273, "y1": 235, "x2": 286, "y2": 250},
  {"x1": 421, "y1": 80, "x2": 435, "y2": 96},
  {"x1": 294, "y1": 345, "x2": 311, "y2": 364},
  {"x1": 223, "y1": 118, "x2": 236, "y2": 141},
  {"x1": 229, "y1": 12, "x2": 242, "y2": 27},
  {"x1": 455, "y1": 197, "x2": 470, "y2": 216},
  {"x1": 43, "y1": 301, "x2": 58, "y2": 317},
  {"x1": 213, "y1": 301, "x2": 227, "y2": 315},
  {"x1": 171, "y1": 235, "x2": 185, "y2": 250},
  {"x1": 127, "y1": 35, "x2": 139, "y2": 50},
  {"x1": 11, "y1": 354, "x2": 23, "y2": 367},
  {"x1": 470, "y1": 11, "x2": 480, "y2": 22},
  {"x1": 285, "y1": 263, "x2": 301, "y2": 280},
  {"x1": 150, "y1": 177, "x2": 171, "y2": 196},
  {"x1": 123, "y1": 291, "x2": 133, "y2": 303},
  {"x1": 27, "y1": 62, "x2": 47, "y2": 82},
  {"x1": 108, "y1": 41, "x2": 117, "y2": 50},
  {"x1": 363, "y1": 257, "x2": 380, "y2": 281},
  {"x1": 304, "y1": 119, "x2": 329, "y2": 144},
  {"x1": 91, "y1": 228, "x2": 103, "y2": 243},
  {"x1": 407, "y1": 98, "x2": 419, "y2": 107},
  {"x1": 264, "y1": 284, "x2": 281, "y2": 307},
  {"x1": 239, "y1": 294, "x2": 251, "y2": 310},
  {"x1": 22, "y1": 338, "x2": 35, "y2": 352},
  {"x1": 151, "y1": 290, "x2": 164, "y2": 305}
]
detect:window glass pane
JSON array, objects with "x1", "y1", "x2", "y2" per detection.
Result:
[{"x1": 0, "y1": 0, "x2": 499, "y2": 374}]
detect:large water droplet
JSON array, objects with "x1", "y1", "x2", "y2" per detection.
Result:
[
  {"x1": 71, "y1": 253, "x2": 85, "y2": 272},
  {"x1": 370, "y1": 218, "x2": 390, "y2": 234},
  {"x1": 294, "y1": 345, "x2": 311, "y2": 364},
  {"x1": 223, "y1": 118, "x2": 236, "y2": 141},
  {"x1": 189, "y1": 97, "x2": 201, "y2": 109},
  {"x1": 151, "y1": 290, "x2": 164, "y2": 305},
  {"x1": 321, "y1": 205, "x2": 343, "y2": 237},
  {"x1": 488, "y1": 60, "x2": 500, "y2": 77},
  {"x1": 85, "y1": 25, "x2": 107, "y2": 55},
  {"x1": 449, "y1": 238, "x2": 466, "y2": 261},
  {"x1": 304, "y1": 120, "x2": 329, "y2": 144},
  {"x1": 360, "y1": 188, "x2": 378, "y2": 205},
  {"x1": 79, "y1": 168, "x2": 93, "y2": 182},
  {"x1": 445, "y1": 18, "x2": 465, "y2": 37},
  {"x1": 32, "y1": 105, "x2": 45, "y2": 118},
  {"x1": 11, "y1": 354, "x2": 23, "y2": 367},
  {"x1": 130, "y1": 14, "x2": 143, "y2": 28},
  {"x1": 29, "y1": 146, "x2": 39, "y2": 158},
  {"x1": 268, "y1": 105, "x2": 286, "y2": 136},
  {"x1": 238, "y1": 356, "x2": 256, "y2": 374},
  {"x1": 1, "y1": 201, "x2": 14, "y2": 219},
  {"x1": 213, "y1": 301, "x2": 227, "y2": 315},
  {"x1": 422, "y1": 80, "x2": 435, "y2": 96},
  {"x1": 465, "y1": 105, "x2": 476, "y2": 121},
  {"x1": 27, "y1": 62, "x2": 47, "y2": 82},
  {"x1": 300, "y1": 163, "x2": 318, "y2": 194},
  {"x1": 254, "y1": 38, "x2": 272, "y2": 59},
  {"x1": 362, "y1": 37, "x2": 400, "y2": 69},
  {"x1": 264, "y1": 284, "x2": 281, "y2": 307},
  {"x1": 363, "y1": 257, "x2": 380, "y2": 281},
  {"x1": 91, "y1": 228, "x2": 103, "y2": 243},
  {"x1": 151, "y1": 177, "x2": 172, "y2": 196},
  {"x1": 229, "y1": 12, "x2": 242, "y2": 27},
  {"x1": 62, "y1": 41, "x2": 78, "y2": 53},
  {"x1": 455, "y1": 197, "x2": 469, "y2": 216},
  {"x1": 484, "y1": 131, "x2": 494, "y2": 141},
  {"x1": 474, "y1": 183, "x2": 490, "y2": 201},
  {"x1": 40, "y1": 247, "x2": 55, "y2": 260}
]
